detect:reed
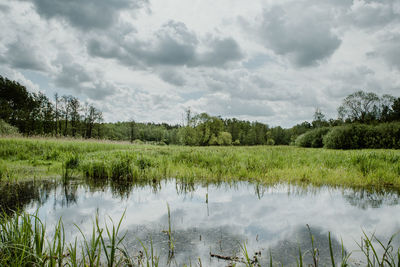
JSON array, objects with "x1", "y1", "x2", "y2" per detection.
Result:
[
  {"x1": 1, "y1": 210, "x2": 400, "y2": 266},
  {"x1": 1, "y1": 137, "x2": 399, "y2": 189}
]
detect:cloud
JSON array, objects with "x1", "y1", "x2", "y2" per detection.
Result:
[
  {"x1": 88, "y1": 20, "x2": 244, "y2": 68},
  {"x1": 1, "y1": 40, "x2": 48, "y2": 71},
  {"x1": 371, "y1": 34, "x2": 400, "y2": 70},
  {"x1": 348, "y1": 0, "x2": 400, "y2": 29},
  {"x1": 159, "y1": 69, "x2": 186, "y2": 86},
  {"x1": 190, "y1": 92, "x2": 275, "y2": 118},
  {"x1": 1, "y1": 0, "x2": 400, "y2": 127},
  {"x1": 196, "y1": 37, "x2": 244, "y2": 67},
  {"x1": 21, "y1": 0, "x2": 149, "y2": 30},
  {"x1": 53, "y1": 60, "x2": 117, "y2": 100},
  {"x1": 259, "y1": 5, "x2": 341, "y2": 66},
  {"x1": 0, "y1": 3, "x2": 10, "y2": 13}
]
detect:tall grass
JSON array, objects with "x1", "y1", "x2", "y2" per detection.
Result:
[
  {"x1": 0, "y1": 137, "x2": 400, "y2": 188},
  {"x1": 1, "y1": 210, "x2": 400, "y2": 266},
  {"x1": 0, "y1": 211, "x2": 160, "y2": 267}
]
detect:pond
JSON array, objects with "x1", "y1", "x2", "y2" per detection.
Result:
[{"x1": 2, "y1": 179, "x2": 400, "y2": 266}]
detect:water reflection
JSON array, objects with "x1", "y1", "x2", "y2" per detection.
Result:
[
  {"x1": 0, "y1": 180, "x2": 56, "y2": 214},
  {"x1": 1, "y1": 179, "x2": 400, "y2": 265},
  {"x1": 342, "y1": 187, "x2": 400, "y2": 209}
]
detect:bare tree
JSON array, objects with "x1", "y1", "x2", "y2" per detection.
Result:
[{"x1": 338, "y1": 91, "x2": 380, "y2": 122}]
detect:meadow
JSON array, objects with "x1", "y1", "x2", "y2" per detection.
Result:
[{"x1": 0, "y1": 137, "x2": 399, "y2": 189}]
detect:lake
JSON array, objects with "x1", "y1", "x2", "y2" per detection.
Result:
[{"x1": 2, "y1": 179, "x2": 400, "y2": 266}]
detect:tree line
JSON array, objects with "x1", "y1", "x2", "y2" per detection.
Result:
[
  {"x1": 295, "y1": 91, "x2": 400, "y2": 149},
  {"x1": 0, "y1": 76, "x2": 103, "y2": 138},
  {"x1": 1, "y1": 75, "x2": 399, "y2": 147}
]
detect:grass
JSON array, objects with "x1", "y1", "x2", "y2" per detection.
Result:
[
  {"x1": 0, "y1": 136, "x2": 399, "y2": 189},
  {"x1": 1, "y1": 210, "x2": 399, "y2": 267},
  {"x1": 0, "y1": 211, "x2": 160, "y2": 267}
]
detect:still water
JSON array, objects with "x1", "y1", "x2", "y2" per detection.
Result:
[{"x1": 2, "y1": 179, "x2": 400, "y2": 266}]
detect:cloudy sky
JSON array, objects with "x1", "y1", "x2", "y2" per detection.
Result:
[{"x1": 1, "y1": 0, "x2": 399, "y2": 127}]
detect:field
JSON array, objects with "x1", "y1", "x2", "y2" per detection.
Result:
[{"x1": 0, "y1": 137, "x2": 399, "y2": 189}]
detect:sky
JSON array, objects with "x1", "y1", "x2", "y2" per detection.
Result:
[{"x1": 0, "y1": 0, "x2": 399, "y2": 127}]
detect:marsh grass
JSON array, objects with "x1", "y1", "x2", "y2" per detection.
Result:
[
  {"x1": 1, "y1": 137, "x2": 400, "y2": 188},
  {"x1": 1, "y1": 209, "x2": 400, "y2": 266},
  {"x1": 0, "y1": 211, "x2": 160, "y2": 267}
]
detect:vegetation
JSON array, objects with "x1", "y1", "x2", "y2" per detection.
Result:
[
  {"x1": 324, "y1": 123, "x2": 400, "y2": 149},
  {"x1": 3, "y1": 75, "x2": 399, "y2": 148},
  {"x1": 0, "y1": 137, "x2": 398, "y2": 189},
  {"x1": 1, "y1": 210, "x2": 399, "y2": 266},
  {"x1": 0, "y1": 119, "x2": 19, "y2": 136},
  {"x1": 295, "y1": 127, "x2": 331, "y2": 148}
]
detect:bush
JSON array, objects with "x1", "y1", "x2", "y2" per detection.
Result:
[
  {"x1": 323, "y1": 123, "x2": 400, "y2": 149},
  {"x1": 0, "y1": 120, "x2": 19, "y2": 136},
  {"x1": 217, "y1": 132, "x2": 232, "y2": 146},
  {"x1": 295, "y1": 127, "x2": 331, "y2": 148},
  {"x1": 233, "y1": 139, "x2": 241, "y2": 146},
  {"x1": 132, "y1": 139, "x2": 144, "y2": 145},
  {"x1": 266, "y1": 138, "x2": 275, "y2": 146}
]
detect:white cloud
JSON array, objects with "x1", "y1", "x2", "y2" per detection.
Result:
[{"x1": 1, "y1": 0, "x2": 399, "y2": 127}]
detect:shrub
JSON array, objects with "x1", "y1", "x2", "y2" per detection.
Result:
[
  {"x1": 132, "y1": 139, "x2": 144, "y2": 145},
  {"x1": 0, "y1": 120, "x2": 19, "y2": 136},
  {"x1": 233, "y1": 139, "x2": 241, "y2": 146},
  {"x1": 295, "y1": 127, "x2": 331, "y2": 148},
  {"x1": 217, "y1": 132, "x2": 232, "y2": 146},
  {"x1": 266, "y1": 138, "x2": 275, "y2": 146},
  {"x1": 323, "y1": 123, "x2": 400, "y2": 149}
]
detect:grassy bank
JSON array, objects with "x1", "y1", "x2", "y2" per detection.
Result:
[{"x1": 0, "y1": 137, "x2": 399, "y2": 188}]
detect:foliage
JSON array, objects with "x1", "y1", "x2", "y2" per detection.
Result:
[
  {"x1": 2, "y1": 75, "x2": 400, "y2": 148},
  {"x1": 338, "y1": 91, "x2": 399, "y2": 123},
  {"x1": 295, "y1": 127, "x2": 331, "y2": 148},
  {"x1": 0, "y1": 119, "x2": 19, "y2": 136},
  {"x1": 2, "y1": 137, "x2": 400, "y2": 188},
  {"x1": 323, "y1": 123, "x2": 400, "y2": 149}
]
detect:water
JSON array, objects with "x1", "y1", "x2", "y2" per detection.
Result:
[{"x1": 2, "y1": 179, "x2": 400, "y2": 266}]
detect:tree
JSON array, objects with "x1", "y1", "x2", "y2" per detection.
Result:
[
  {"x1": 338, "y1": 91, "x2": 380, "y2": 123},
  {"x1": 129, "y1": 120, "x2": 137, "y2": 142},
  {"x1": 54, "y1": 93, "x2": 60, "y2": 135},
  {"x1": 83, "y1": 104, "x2": 102, "y2": 139},
  {"x1": 61, "y1": 95, "x2": 71, "y2": 136},
  {"x1": 68, "y1": 96, "x2": 81, "y2": 137},
  {"x1": 312, "y1": 108, "x2": 328, "y2": 128},
  {"x1": 379, "y1": 94, "x2": 396, "y2": 122},
  {"x1": 392, "y1": 97, "x2": 400, "y2": 121}
]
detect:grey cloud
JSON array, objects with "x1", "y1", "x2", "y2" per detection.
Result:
[
  {"x1": 197, "y1": 37, "x2": 243, "y2": 67},
  {"x1": 0, "y1": 4, "x2": 10, "y2": 12},
  {"x1": 260, "y1": 6, "x2": 341, "y2": 67},
  {"x1": 159, "y1": 69, "x2": 186, "y2": 86},
  {"x1": 349, "y1": 0, "x2": 400, "y2": 29},
  {"x1": 54, "y1": 63, "x2": 91, "y2": 90},
  {"x1": 88, "y1": 20, "x2": 243, "y2": 68},
  {"x1": 199, "y1": 93, "x2": 275, "y2": 118},
  {"x1": 23, "y1": 0, "x2": 148, "y2": 30},
  {"x1": 2, "y1": 41, "x2": 47, "y2": 71},
  {"x1": 373, "y1": 35, "x2": 400, "y2": 70},
  {"x1": 54, "y1": 62, "x2": 116, "y2": 100}
]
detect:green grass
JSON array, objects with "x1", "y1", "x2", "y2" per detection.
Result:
[
  {"x1": 0, "y1": 211, "x2": 160, "y2": 267},
  {"x1": 1, "y1": 210, "x2": 399, "y2": 267},
  {"x1": 0, "y1": 136, "x2": 400, "y2": 189}
]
